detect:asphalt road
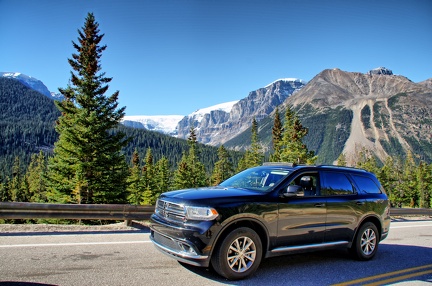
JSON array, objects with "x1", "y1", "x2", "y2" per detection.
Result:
[{"x1": 0, "y1": 218, "x2": 431, "y2": 286}]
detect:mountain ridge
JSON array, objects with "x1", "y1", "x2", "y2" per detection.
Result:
[
  {"x1": 0, "y1": 72, "x2": 63, "y2": 100},
  {"x1": 280, "y1": 68, "x2": 431, "y2": 163},
  {"x1": 3, "y1": 68, "x2": 431, "y2": 165},
  {"x1": 176, "y1": 78, "x2": 306, "y2": 145}
]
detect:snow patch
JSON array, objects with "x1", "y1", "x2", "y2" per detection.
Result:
[
  {"x1": 122, "y1": 115, "x2": 184, "y2": 135},
  {"x1": 189, "y1": 100, "x2": 239, "y2": 123},
  {"x1": 265, "y1": 78, "x2": 307, "y2": 88}
]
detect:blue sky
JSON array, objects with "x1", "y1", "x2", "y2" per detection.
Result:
[{"x1": 1, "y1": 0, "x2": 431, "y2": 116}]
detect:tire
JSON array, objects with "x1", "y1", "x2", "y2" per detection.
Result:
[
  {"x1": 211, "y1": 227, "x2": 262, "y2": 280},
  {"x1": 350, "y1": 222, "x2": 379, "y2": 261}
]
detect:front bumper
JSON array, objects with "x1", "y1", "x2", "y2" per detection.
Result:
[
  {"x1": 149, "y1": 214, "x2": 215, "y2": 267},
  {"x1": 150, "y1": 230, "x2": 210, "y2": 267}
]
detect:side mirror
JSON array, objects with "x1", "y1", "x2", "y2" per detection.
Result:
[{"x1": 283, "y1": 185, "x2": 302, "y2": 197}]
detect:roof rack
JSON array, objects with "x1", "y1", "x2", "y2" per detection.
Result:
[
  {"x1": 316, "y1": 164, "x2": 368, "y2": 172},
  {"x1": 262, "y1": 162, "x2": 297, "y2": 167}
]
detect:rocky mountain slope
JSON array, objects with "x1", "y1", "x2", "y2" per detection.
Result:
[
  {"x1": 176, "y1": 78, "x2": 306, "y2": 145},
  {"x1": 226, "y1": 68, "x2": 432, "y2": 164},
  {"x1": 291, "y1": 68, "x2": 431, "y2": 163}
]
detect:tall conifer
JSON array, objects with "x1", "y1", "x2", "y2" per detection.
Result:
[
  {"x1": 46, "y1": 13, "x2": 129, "y2": 204},
  {"x1": 236, "y1": 118, "x2": 263, "y2": 171},
  {"x1": 126, "y1": 149, "x2": 143, "y2": 205},
  {"x1": 173, "y1": 127, "x2": 207, "y2": 189},
  {"x1": 155, "y1": 156, "x2": 171, "y2": 195},
  {"x1": 142, "y1": 148, "x2": 157, "y2": 205},
  {"x1": 248, "y1": 118, "x2": 263, "y2": 167},
  {"x1": 211, "y1": 145, "x2": 233, "y2": 185},
  {"x1": 270, "y1": 107, "x2": 283, "y2": 161},
  {"x1": 277, "y1": 106, "x2": 316, "y2": 164},
  {"x1": 26, "y1": 151, "x2": 47, "y2": 202}
]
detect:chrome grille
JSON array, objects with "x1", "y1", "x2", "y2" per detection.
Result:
[
  {"x1": 156, "y1": 199, "x2": 186, "y2": 222},
  {"x1": 153, "y1": 232, "x2": 182, "y2": 252}
]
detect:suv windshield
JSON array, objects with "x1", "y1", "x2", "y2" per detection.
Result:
[{"x1": 219, "y1": 166, "x2": 290, "y2": 192}]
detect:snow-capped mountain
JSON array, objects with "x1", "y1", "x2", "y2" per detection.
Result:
[
  {"x1": 265, "y1": 78, "x2": 307, "y2": 88},
  {"x1": 123, "y1": 79, "x2": 306, "y2": 144},
  {"x1": 176, "y1": 78, "x2": 306, "y2": 145},
  {"x1": 121, "y1": 102, "x2": 239, "y2": 136},
  {"x1": 187, "y1": 100, "x2": 240, "y2": 125},
  {"x1": 122, "y1": 115, "x2": 184, "y2": 136},
  {"x1": 0, "y1": 72, "x2": 63, "y2": 100}
]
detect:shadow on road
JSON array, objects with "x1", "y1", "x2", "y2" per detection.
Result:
[{"x1": 177, "y1": 244, "x2": 432, "y2": 285}]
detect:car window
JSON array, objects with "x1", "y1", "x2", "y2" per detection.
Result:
[
  {"x1": 220, "y1": 167, "x2": 290, "y2": 192},
  {"x1": 288, "y1": 173, "x2": 319, "y2": 196},
  {"x1": 351, "y1": 175, "x2": 381, "y2": 194},
  {"x1": 321, "y1": 172, "x2": 354, "y2": 195}
]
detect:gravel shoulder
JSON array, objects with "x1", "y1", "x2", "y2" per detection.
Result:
[{"x1": 0, "y1": 220, "x2": 151, "y2": 233}]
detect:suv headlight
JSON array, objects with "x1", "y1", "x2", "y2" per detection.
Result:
[{"x1": 185, "y1": 206, "x2": 219, "y2": 221}]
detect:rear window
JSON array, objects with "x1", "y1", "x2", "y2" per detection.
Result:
[
  {"x1": 351, "y1": 175, "x2": 381, "y2": 194},
  {"x1": 321, "y1": 172, "x2": 354, "y2": 195}
]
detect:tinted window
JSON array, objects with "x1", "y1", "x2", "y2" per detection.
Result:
[
  {"x1": 288, "y1": 173, "x2": 319, "y2": 197},
  {"x1": 351, "y1": 175, "x2": 381, "y2": 194},
  {"x1": 321, "y1": 172, "x2": 353, "y2": 195},
  {"x1": 220, "y1": 166, "x2": 290, "y2": 192}
]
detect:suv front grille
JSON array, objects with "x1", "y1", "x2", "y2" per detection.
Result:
[{"x1": 156, "y1": 199, "x2": 186, "y2": 222}]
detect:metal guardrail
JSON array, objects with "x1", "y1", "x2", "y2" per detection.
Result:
[
  {"x1": 389, "y1": 207, "x2": 432, "y2": 216},
  {"x1": 0, "y1": 202, "x2": 430, "y2": 221},
  {"x1": 0, "y1": 202, "x2": 154, "y2": 220}
]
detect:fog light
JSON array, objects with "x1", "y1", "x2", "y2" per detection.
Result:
[{"x1": 178, "y1": 242, "x2": 197, "y2": 255}]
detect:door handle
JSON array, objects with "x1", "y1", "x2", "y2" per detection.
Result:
[{"x1": 314, "y1": 203, "x2": 325, "y2": 207}]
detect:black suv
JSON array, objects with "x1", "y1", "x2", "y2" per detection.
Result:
[{"x1": 150, "y1": 163, "x2": 391, "y2": 280}]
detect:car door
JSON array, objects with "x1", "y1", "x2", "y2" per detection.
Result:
[
  {"x1": 320, "y1": 171, "x2": 367, "y2": 243},
  {"x1": 276, "y1": 172, "x2": 326, "y2": 248}
]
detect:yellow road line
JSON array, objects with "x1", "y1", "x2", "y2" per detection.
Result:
[
  {"x1": 364, "y1": 269, "x2": 432, "y2": 286},
  {"x1": 332, "y1": 264, "x2": 432, "y2": 286}
]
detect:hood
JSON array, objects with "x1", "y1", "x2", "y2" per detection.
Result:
[{"x1": 160, "y1": 186, "x2": 264, "y2": 202}]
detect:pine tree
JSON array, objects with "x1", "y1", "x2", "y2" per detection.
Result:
[
  {"x1": 277, "y1": 106, "x2": 316, "y2": 164},
  {"x1": 186, "y1": 127, "x2": 207, "y2": 187},
  {"x1": 400, "y1": 151, "x2": 418, "y2": 207},
  {"x1": 26, "y1": 151, "x2": 48, "y2": 202},
  {"x1": 0, "y1": 181, "x2": 9, "y2": 202},
  {"x1": 142, "y1": 148, "x2": 157, "y2": 205},
  {"x1": 173, "y1": 127, "x2": 207, "y2": 189},
  {"x1": 236, "y1": 152, "x2": 250, "y2": 173},
  {"x1": 126, "y1": 149, "x2": 143, "y2": 205},
  {"x1": 46, "y1": 13, "x2": 129, "y2": 204},
  {"x1": 211, "y1": 145, "x2": 234, "y2": 185},
  {"x1": 355, "y1": 148, "x2": 379, "y2": 175},
  {"x1": 248, "y1": 118, "x2": 263, "y2": 167},
  {"x1": 9, "y1": 157, "x2": 27, "y2": 202},
  {"x1": 378, "y1": 156, "x2": 402, "y2": 206},
  {"x1": 237, "y1": 118, "x2": 263, "y2": 172},
  {"x1": 154, "y1": 156, "x2": 171, "y2": 195},
  {"x1": 336, "y1": 153, "x2": 347, "y2": 166},
  {"x1": 173, "y1": 153, "x2": 191, "y2": 189},
  {"x1": 416, "y1": 161, "x2": 431, "y2": 208},
  {"x1": 270, "y1": 107, "x2": 283, "y2": 162}
]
